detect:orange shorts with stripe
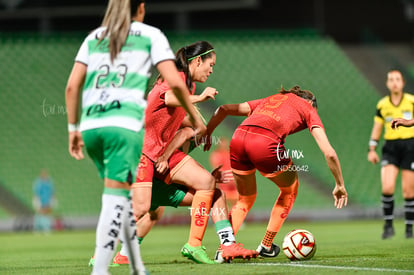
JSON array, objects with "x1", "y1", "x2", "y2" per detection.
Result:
[
  {"x1": 135, "y1": 150, "x2": 191, "y2": 186},
  {"x1": 230, "y1": 125, "x2": 292, "y2": 178}
]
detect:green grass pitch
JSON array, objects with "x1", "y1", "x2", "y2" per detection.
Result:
[{"x1": 0, "y1": 219, "x2": 413, "y2": 274}]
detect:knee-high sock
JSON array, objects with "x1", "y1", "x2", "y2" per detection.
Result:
[
  {"x1": 382, "y1": 194, "x2": 394, "y2": 226},
  {"x1": 262, "y1": 180, "x2": 298, "y2": 247},
  {"x1": 188, "y1": 190, "x2": 214, "y2": 247},
  {"x1": 404, "y1": 197, "x2": 414, "y2": 229},
  {"x1": 92, "y1": 188, "x2": 129, "y2": 275},
  {"x1": 229, "y1": 194, "x2": 256, "y2": 235},
  {"x1": 120, "y1": 195, "x2": 146, "y2": 274}
]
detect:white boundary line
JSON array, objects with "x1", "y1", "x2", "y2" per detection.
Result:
[{"x1": 245, "y1": 262, "x2": 414, "y2": 273}]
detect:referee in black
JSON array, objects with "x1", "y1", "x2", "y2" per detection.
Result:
[{"x1": 368, "y1": 69, "x2": 414, "y2": 239}]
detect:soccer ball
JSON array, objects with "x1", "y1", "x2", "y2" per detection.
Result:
[{"x1": 282, "y1": 229, "x2": 316, "y2": 261}]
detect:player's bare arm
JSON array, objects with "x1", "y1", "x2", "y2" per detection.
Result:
[
  {"x1": 367, "y1": 121, "x2": 383, "y2": 164},
  {"x1": 164, "y1": 87, "x2": 218, "y2": 107},
  {"x1": 310, "y1": 126, "x2": 348, "y2": 208},
  {"x1": 65, "y1": 61, "x2": 86, "y2": 160},
  {"x1": 203, "y1": 102, "x2": 251, "y2": 151},
  {"x1": 156, "y1": 60, "x2": 206, "y2": 136}
]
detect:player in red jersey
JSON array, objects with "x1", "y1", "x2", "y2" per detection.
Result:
[
  {"x1": 203, "y1": 86, "x2": 348, "y2": 258},
  {"x1": 132, "y1": 41, "x2": 257, "y2": 264},
  {"x1": 90, "y1": 127, "x2": 258, "y2": 266}
]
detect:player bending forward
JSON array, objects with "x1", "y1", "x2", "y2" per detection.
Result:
[
  {"x1": 91, "y1": 127, "x2": 258, "y2": 265},
  {"x1": 203, "y1": 86, "x2": 348, "y2": 257}
]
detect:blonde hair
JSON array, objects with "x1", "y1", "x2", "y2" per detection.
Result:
[{"x1": 100, "y1": 0, "x2": 132, "y2": 62}]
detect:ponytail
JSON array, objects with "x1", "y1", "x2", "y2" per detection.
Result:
[
  {"x1": 279, "y1": 86, "x2": 318, "y2": 108},
  {"x1": 100, "y1": 0, "x2": 133, "y2": 62},
  {"x1": 155, "y1": 41, "x2": 215, "y2": 90}
]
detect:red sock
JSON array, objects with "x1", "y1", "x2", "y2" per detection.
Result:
[
  {"x1": 262, "y1": 231, "x2": 277, "y2": 248},
  {"x1": 229, "y1": 194, "x2": 256, "y2": 235},
  {"x1": 265, "y1": 180, "x2": 298, "y2": 241},
  {"x1": 188, "y1": 190, "x2": 214, "y2": 247}
]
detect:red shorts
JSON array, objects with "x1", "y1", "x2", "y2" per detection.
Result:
[
  {"x1": 230, "y1": 125, "x2": 292, "y2": 177},
  {"x1": 134, "y1": 150, "x2": 191, "y2": 186}
]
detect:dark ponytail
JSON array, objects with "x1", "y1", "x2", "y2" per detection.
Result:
[
  {"x1": 155, "y1": 41, "x2": 215, "y2": 89},
  {"x1": 279, "y1": 85, "x2": 318, "y2": 108}
]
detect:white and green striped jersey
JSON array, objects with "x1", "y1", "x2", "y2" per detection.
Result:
[{"x1": 75, "y1": 21, "x2": 175, "y2": 132}]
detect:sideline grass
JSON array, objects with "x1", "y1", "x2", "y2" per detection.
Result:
[{"x1": 0, "y1": 219, "x2": 413, "y2": 274}]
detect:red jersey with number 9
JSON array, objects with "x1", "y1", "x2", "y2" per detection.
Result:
[
  {"x1": 142, "y1": 72, "x2": 195, "y2": 162},
  {"x1": 241, "y1": 93, "x2": 324, "y2": 143}
]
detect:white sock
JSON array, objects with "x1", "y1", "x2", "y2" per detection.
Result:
[
  {"x1": 92, "y1": 193, "x2": 127, "y2": 275},
  {"x1": 120, "y1": 196, "x2": 146, "y2": 273},
  {"x1": 217, "y1": 226, "x2": 236, "y2": 246}
]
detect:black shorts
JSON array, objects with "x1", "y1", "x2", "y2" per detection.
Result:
[{"x1": 381, "y1": 138, "x2": 414, "y2": 170}]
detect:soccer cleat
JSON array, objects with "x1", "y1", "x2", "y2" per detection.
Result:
[
  {"x1": 88, "y1": 255, "x2": 120, "y2": 267},
  {"x1": 215, "y1": 243, "x2": 259, "y2": 263},
  {"x1": 88, "y1": 257, "x2": 95, "y2": 267},
  {"x1": 181, "y1": 243, "x2": 216, "y2": 264},
  {"x1": 256, "y1": 243, "x2": 281, "y2": 258},
  {"x1": 406, "y1": 226, "x2": 413, "y2": 239},
  {"x1": 382, "y1": 224, "x2": 395, "y2": 239},
  {"x1": 112, "y1": 252, "x2": 129, "y2": 265}
]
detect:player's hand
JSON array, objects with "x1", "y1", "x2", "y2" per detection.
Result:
[
  {"x1": 211, "y1": 165, "x2": 223, "y2": 183},
  {"x1": 391, "y1": 118, "x2": 414, "y2": 129},
  {"x1": 367, "y1": 150, "x2": 379, "y2": 164},
  {"x1": 68, "y1": 131, "x2": 84, "y2": 160},
  {"x1": 211, "y1": 166, "x2": 234, "y2": 184},
  {"x1": 332, "y1": 185, "x2": 347, "y2": 209},
  {"x1": 155, "y1": 156, "x2": 169, "y2": 174},
  {"x1": 199, "y1": 87, "x2": 218, "y2": 102},
  {"x1": 391, "y1": 118, "x2": 401, "y2": 129}
]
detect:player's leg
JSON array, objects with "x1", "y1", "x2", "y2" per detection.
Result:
[
  {"x1": 401, "y1": 169, "x2": 414, "y2": 238},
  {"x1": 178, "y1": 187, "x2": 237, "y2": 247},
  {"x1": 132, "y1": 155, "x2": 154, "y2": 223},
  {"x1": 210, "y1": 188, "x2": 258, "y2": 262},
  {"x1": 114, "y1": 176, "x2": 188, "y2": 265},
  {"x1": 172, "y1": 158, "x2": 216, "y2": 264},
  {"x1": 114, "y1": 207, "x2": 165, "y2": 265},
  {"x1": 256, "y1": 169, "x2": 298, "y2": 257},
  {"x1": 400, "y1": 139, "x2": 414, "y2": 239},
  {"x1": 225, "y1": 127, "x2": 257, "y2": 236},
  {"x1": 177, "y1": 186, "x2": 257, "y2": 262},
  {"x1": 85, "y1": 127, "x2": 146, "y2": 275},
  {"x1": 137, "y1": 207, "x2": 165, "y2": 243},
  {"x1": 117, "y1": 192, "x2": 147, "y2": 274},
  {"x1": 210, "y1": 188, "x2": 234, "y2": 245},
  {"x1": 229, "y1": 172, "x2": 257, "y2": 235},
  {"x1": 380, "y1": 164, "x2": 399, "y2": 239},
  {"x1": 92, "y1": 180, "x2": 133, "y2": 274}
]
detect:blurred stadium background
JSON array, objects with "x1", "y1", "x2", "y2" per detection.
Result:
[{"x1": 1, "y1": 0, "x2": 414, "y2": 231}]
